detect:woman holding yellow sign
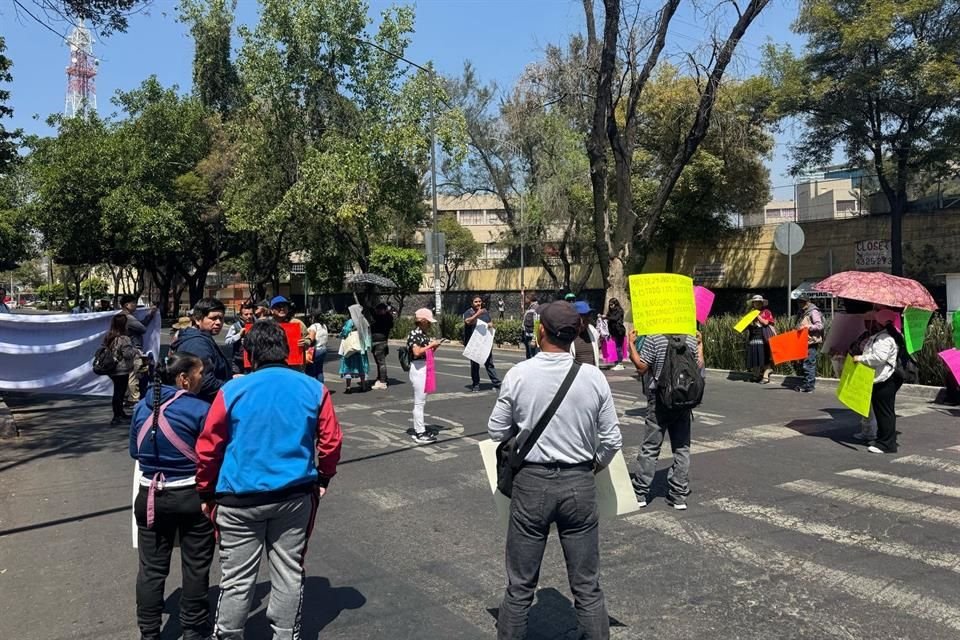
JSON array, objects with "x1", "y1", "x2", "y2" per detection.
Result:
[
  {"x1": 744, "y1": 295, "x2": 775, "y2": 384},
  {"x1": 852, "y1": 309, "x2": 909, "y2": 454}
]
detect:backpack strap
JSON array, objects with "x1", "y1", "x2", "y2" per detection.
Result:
[{"x1": 135, "y1": 390, "x2": 196, "y2": 462}]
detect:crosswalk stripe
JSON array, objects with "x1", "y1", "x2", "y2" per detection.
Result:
[
  {"x1": 708, "y1": 497, "x2": 960, "y2": 575},
  {"x1": 837, "y1": 468, "x2": 960, "y2": 499},
  {"x1": 893, "y1": 455, "x2": 960, "y2": 475},
  {"x1": 693, "y1": 423, "x2": 800, "y2": 453},
  {"x1": 779, "y1": 479, "x2": 960, "y2": 527},
  {"x1": 627, "y1": 511, "x2": 960, "y2": 633}
]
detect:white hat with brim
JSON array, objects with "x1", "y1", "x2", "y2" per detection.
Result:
[{"x1": 748, "y1": 295, "x2": 769, "y2": 307}]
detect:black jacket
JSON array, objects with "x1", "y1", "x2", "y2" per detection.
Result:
[{"x1": 171, "y1": 327, "x2": 232, "y2": 403}]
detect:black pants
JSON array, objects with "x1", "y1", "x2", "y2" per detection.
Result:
[
  {"x1": 134, "y1": 485, "x2": 216, "y2": 640},
  {"x1": 873, "y1": 373, "x2": 903, "y2": 452},
  {"x1": 498, "y1": 464, "x2": 608, "y2": 639},
  {"x1": 372, "y1": 340, "x2": 389, "y2": 383},
  {"x1": 110, "y1": 374, "x2": 129, "y2": 418},
  {"x1": 471, "y1": 353, "x2": 501, "y2": 387}
]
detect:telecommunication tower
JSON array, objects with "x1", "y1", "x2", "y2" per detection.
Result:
[{"x1": 64, "y1": 21, "x2": 98, "y2": 117}]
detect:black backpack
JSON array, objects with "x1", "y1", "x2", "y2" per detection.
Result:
[
  {"x1": 888, "y1": 328, "x2": 919, "y2": 384},
  {"x1": 92, "y1": 344, "x2": 118, "y2": 376},
  {"x1": 398, "y1": 346, "x2": 412, "y2": 372},
  {"x1": 656, "y1": 335, "x2": 704, "y2": 410}
]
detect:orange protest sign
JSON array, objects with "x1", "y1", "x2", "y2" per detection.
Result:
[
  {"x1": 282, "y1": 322, "x2": 305, "y2": 366},
  {"x1": 768, "y1": 328, "x2": 809, "y2": 365}
]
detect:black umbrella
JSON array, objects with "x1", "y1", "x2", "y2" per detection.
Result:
[{"x1": 344, "y1": 273, "x2": 398, "y2": 290}]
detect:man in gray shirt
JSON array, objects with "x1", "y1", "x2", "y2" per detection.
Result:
[{"x1": 488, "y1": 301, "x2": 622, "y2": 640}]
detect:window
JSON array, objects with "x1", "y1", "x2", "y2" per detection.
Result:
[
  {"x1": 459, "y1": 210, "x2": 485, "y2": 225},
  {"x1": 836, "y1": 200, "x2": 858, "y2": 213},
  {"x1": 486, "y1": 244, "x2": 509, "y2": 260}
]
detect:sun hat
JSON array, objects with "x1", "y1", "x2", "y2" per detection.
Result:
[
  {"x1": 748, "y1": 294, "x2": 769, "y2": 306},
  {"x1": 539, "y1": 302, "x2": 580, "y2": 342},
  {"x1": 414, "y1": 308, "x2": 437, "y2": 323},
  {"x1": 172, "y1": 316, "x2": 192, "y2": 330}
]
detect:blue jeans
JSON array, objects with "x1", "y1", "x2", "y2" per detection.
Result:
[
  {"x1": 801, "y1": 345, "x2": 818, "y2": 390},
  {"x1": 310, "y1": 347, "x2": 327, "y2": 384}
]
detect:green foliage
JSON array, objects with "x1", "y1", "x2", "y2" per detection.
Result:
[
  {"x1": 179, "y1": 0, "x2": 243, "y2": 117},
  {"x1": 390, "y1": 315, "x2": 415, "y2": 340},
  {"x1": 0, "y1": 37, "x2": 21, "y2": 176},
  {"x1": 315, "y1": 312, "x2": 349, "y2": 335},
  {"x1": 55, "y1": 0, "x2": 148, "y2": 35},
  {"x1": 36, "y1": 283, "x2": 68, "y2": 304},
  {"x1": 81, "y1": 277, "x2": 110, "y2": 300},
  {"x1": 492, "y1": 319, "x2": 523, "y2": 347},
  {"x1": 368, "y1": 245, "x2": 425, "y2": 313},
  {"x1": 437, "y1": 214, "x2": 481, "y2": 290}
]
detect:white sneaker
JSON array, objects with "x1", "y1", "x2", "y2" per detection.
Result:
[
  {"x1": 612, "y1": 364, "x2": 625, "y2": 371},
  {"x1": 637, "y1": 496, "x2": 647, "y2": 508},
  {"x1": 867, "y1": 445, "x2": 884, "y2": 454},
  {"x1": 372, "y1": 381, "x2": 388, "y2": 390}
]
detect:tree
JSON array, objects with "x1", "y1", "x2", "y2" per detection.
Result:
[
  {"x1": 765, "y1": 0, "x2": 960, "y2": 276},
  {"x1": 15, "y1": 1, "x2": 148, "y2": 35},
  {"x1": 584, "y1": 0, "x2": 771, "y2": 306},
  {"x1": 367, "y1": 245, "x2": 424, "y2": 315},
  {"x1": 80, "y1": 276, "x2": 109, "y2": 300},
  {"x1": 437, "y1": 214, "x2": 481, "y2": 291},
  {"x1": 179, "y1": 0, "x2": 243, "y2": 117},
  {"x1": 0, "y1": 37, "x2": 20, "y2": 176}
]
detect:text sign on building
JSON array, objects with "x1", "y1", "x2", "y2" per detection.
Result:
[
  {"x1": 854, "y1": 240, "x2": 891, "y2": 268},
  {"x1": 693, "y1": 263, "x2": 725, "y2": 283}
]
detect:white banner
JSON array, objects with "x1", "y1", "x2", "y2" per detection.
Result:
[
  {"x1": 463, "y1": 319, "x2": 495, "y2": 365},
  {"x1": 0, "y1": 310, "x2": 161, "y2": 397}
]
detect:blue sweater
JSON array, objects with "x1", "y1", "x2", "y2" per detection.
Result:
[
  {"x1": 130, "y1": 385, "x2": 211, "y2": 481},
  {"x1": 171, "y1": 327, "x2": 232, "y2": 403}
]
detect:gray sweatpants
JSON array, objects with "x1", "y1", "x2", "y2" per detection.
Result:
[{"x1": 214, "y1": 493, "x2": 316, "y2": 639}]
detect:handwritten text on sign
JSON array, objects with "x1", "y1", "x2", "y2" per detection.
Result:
[
  {"x1": 836, "y1": 355, "x2": 874, "y2": 417},
  {"x1": 628, "y1": 274, "x2": 696, "y2": 336}
]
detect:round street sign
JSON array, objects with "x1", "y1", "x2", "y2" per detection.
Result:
[{"x1": 774, "y1": 222, "x2": 805, "y2": 256}]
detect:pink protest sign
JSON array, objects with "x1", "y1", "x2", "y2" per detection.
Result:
[
  {"x1": 939, "y1": 348, "x2": 960, "y2": 385},
  {"x1": 424, "y1": 348, "x2": 437, "y2": 394},
  {"x1": 694, "y1": 286, "x2": 715, "y2": 324}
]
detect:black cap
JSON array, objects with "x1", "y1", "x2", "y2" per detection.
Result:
[{"x1": 539, "y1": 302, "x2": 580, "y2": 342}]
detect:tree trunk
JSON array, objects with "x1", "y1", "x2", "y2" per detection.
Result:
[
  {"x1": 665, "y1": 242, "x2": 676, "y2": 273},
  {"x1": 607, "y1": 255, "x2": 629, "y2": 321},
  {"x1": 187, "y1": 266, "x2": 210, "y2": 307},
  {"x1": 891, "y1": 195, "x2": 905, "y2": 276}
]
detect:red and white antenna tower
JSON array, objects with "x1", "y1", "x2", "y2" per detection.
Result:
[{"x1": 64, "y1": 21, "x2": 98, "y2": 117}]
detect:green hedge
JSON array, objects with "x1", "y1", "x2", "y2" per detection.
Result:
[{"x1": 702, "y1": 313, "x2": 954, "y2": 386}]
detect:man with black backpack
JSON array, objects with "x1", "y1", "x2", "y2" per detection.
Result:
[{"x1": 628, "y1": 330, "x2": 704, "y2": 510}]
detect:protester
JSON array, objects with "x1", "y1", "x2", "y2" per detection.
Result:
[
  {"x1": 603, "y1": 298, "x2": 627, "y2": 370},
  {"x1": 307, "y1": 313, "x2": 329, "y2": 384},
  {"x1": 370, "y1": 303, "x2": 394, "y2": 390},
  {"x1": 407, "y1": 308, "x2": 443, "y2": 444},
  {"x1": 120, "y1": 294, "x2": 158, "y2": 406},
  {"x1": 572, "y1": 301, "x2": 601, "y2": 367},
  {"x1": 488, "y1": 301, "x2": 622, "y2": 640},
  {"x1": 130, "y1": 352, "x2": 214, "y2": 640},
  {"x1": 254, "y1": 300, "x2": 271, "y2": 319},
  {"x1": 0, "y1": 287, "x2": 9, "y2": 313},
  {"x1": 628, "y1": 329, "x2": 701, "y2": 510},
  {"x1": 339, "y1": 303, "x2": 371, "y2": 394},
  {"x1": 745, "y1": 295, "x2": 775, "y2": 384},
  {"x1": 853, "y1": 309, "x2": 906, "y2": 454},
  {"x1": 170, "y1": 298, "x2": 231, "y2": 403},
  {"x1": 795, "y1": 295, "x2": 824, "y2": 393},
  {"x1": 170, "y1": 316, "x2": 193, "y2": 344},
  {"x1": 102, "y1": 313, "x2": 138, "y2": 426},
  {"x1": 521, "y1": 300, "x2": 540, "y2": 360},
  {"x1": 270, "y1": 296, "x2": 311, "y2": 367},
  {"x1": 463, "y1": 295, "x2": 501, "y2": 392},
  {"x1": 196, "y1": 321, "x2": 342, "y2": 640},
  {"x1": 497, "y1": 296, "x2": 505, "y2": 320},
  {"x1": 224, "y1": 301, "x2": 255, "y2": 375}
]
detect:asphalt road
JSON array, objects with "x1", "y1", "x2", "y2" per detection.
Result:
[{"x1": 2, "y1": 346, "x2": 960, "y2": 640}]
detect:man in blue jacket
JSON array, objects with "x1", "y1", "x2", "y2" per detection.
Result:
[{"x1": 171, "y1": 298, "x2": 232, "y2": 403}]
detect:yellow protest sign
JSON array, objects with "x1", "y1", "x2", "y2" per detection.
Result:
[
  {"x1": 836, "y1": 355, "x2": 874, "y2": 417},
  {"x1": 733, "y1": 309, "x2": 760, "y2": 333},
  {"x1": 628, "y1": 274, "x2": 696, "y2": 336}
]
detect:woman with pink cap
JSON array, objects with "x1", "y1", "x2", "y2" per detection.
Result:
[
  {"x1": 407, "y1": 308, "x2": 445, "y2": 444},
  {"x1": 852, "y1": 308, "x2": 909, "y2": 453}
]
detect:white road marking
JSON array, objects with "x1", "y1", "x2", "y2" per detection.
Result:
[
  {"x1": 709, "y1": 497, "x2": 960, "y2": 574},
  {"x1": 356, "y1": 486, "x2": 450, "y2": 510},
  {"x1": 837, "y1": 468, "x2": 960, "y2": 499},
  {"x1": 941, "y1": 445, "x2": 960, "y2": 454},
  {"x1": 627, "y1": 511, "x2": 960, "y2": 633},
  {"x1": 894, "y1": 455, "x2": 960, "y2": 475},
  {"x1": 779, "y1": 479, "x2": 960, "y2": 527},
  {"x1": 693, "y1": 423, "x2": 801, "y2": 453},
  {"x1": 896, "y1": 403, "x2": 937, "y2": 418}
]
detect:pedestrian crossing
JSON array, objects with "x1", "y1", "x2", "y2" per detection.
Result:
[{"x1": 624, "y1": 451, "x2": 960, "y2": 636}]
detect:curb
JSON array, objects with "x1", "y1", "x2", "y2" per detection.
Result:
[
  {"x1": 709, "y1": 368, "x2": 946, "y2": 402},
  {"x1": 0, "y1": 398, "x2": 19, "y2": 439}
]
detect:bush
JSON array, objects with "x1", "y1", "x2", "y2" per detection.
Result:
[
  {"x1": 702, "y1": 313, "x2": 954, "y2": 386},
  {"x1": 316, "y1": 312, "x2": 348, "y2": 335},
  {"x1": 493, "y1": 319, "x2": 523, "y2": 347},
  {"x1": 391, "y1": 316, "x2": 415, "y2": 340}
]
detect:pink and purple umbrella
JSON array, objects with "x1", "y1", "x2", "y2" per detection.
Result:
[{"x1": 813, "y1": 271, "x2": 937, "y2": 311}]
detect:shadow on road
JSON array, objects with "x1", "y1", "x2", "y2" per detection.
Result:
[{"x1": 486, "y1": 587, "x2": 626, "y2": 639}]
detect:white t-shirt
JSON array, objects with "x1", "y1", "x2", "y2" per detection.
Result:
[{"x1": 308, "y1": 323, "x2": 328, "y2": 346}]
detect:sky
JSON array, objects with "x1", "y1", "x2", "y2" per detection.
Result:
[{"x1": 2, "y1": 0, "x2": 806, "y2": 199}]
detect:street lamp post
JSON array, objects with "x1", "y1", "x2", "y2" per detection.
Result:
[{"x1": 354, "y1": 37, "x2": 443, "y2": 314}]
